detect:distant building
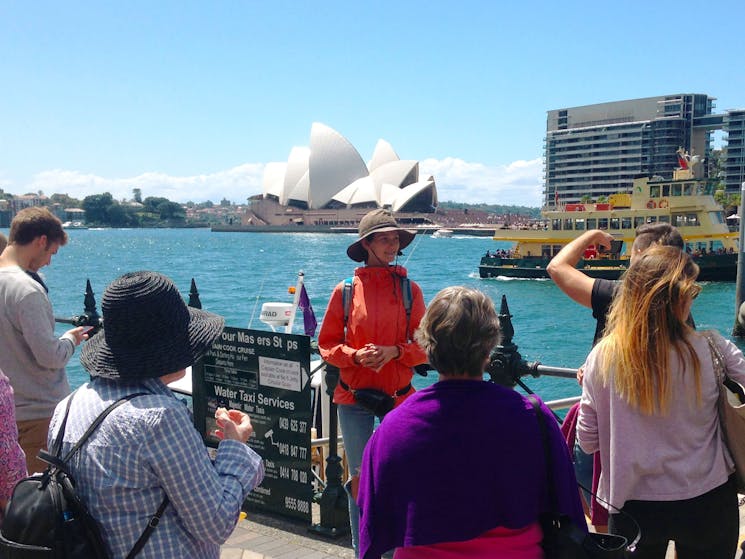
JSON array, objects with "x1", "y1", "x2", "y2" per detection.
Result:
[
  {"x1": 261, "y1": 123, "x2": 438, "y2": 213},
  {"x1": 544, "y1": 94, "x2": 745, "y2": 206}
]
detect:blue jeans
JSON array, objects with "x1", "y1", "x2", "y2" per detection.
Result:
[
  {"x1": 338, "y1": 403, "x2": 376, "y2": 557},
  {"x1": 573, "y1": 441, "x2": 594, "y2": 506}
]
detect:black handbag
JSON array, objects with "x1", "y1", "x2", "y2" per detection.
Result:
[
  {"x1": 339, "y1": 379, "x2": 412, "y2": 418},
  {"x1": 351, "y1": 388, "x2": 395, "y2": 417},
  {"x1": 529, "y1": 396, "x2": 636, "y2": 559}
]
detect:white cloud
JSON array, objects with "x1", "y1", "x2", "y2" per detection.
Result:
[
  {"x1": 420, "y1": 157, "x2": 543, "y2": 207},
  {"x1": 5, "y1": 156, "x2": 544, "y2": 208},
  {"x1": 23, "y1": 164, "x2": 266, "y2": 204}
]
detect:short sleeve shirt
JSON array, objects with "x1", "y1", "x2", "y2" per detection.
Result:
[{"x1": 590, "y1": 279, "x2": 618, "y2": 346}]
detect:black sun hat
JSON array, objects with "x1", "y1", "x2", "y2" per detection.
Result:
[
  {"x1": 347, "y1": 209, "x2": 416, "y2": 262},
  {"x1": 81, "y1": 271, "x2": 224, "y2": 380}
]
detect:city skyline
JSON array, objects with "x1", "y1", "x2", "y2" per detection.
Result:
[{"x1": 1, "y1": 0, "x2": 744, "y2": 207}]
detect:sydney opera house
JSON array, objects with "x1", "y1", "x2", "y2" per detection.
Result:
[{"x1": 245, "y1": 123, "x2": 439, "y2": 228}]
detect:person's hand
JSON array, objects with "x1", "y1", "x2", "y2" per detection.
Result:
[
  {"x1": 592, "y1": 230, "x2": 615, "y2": 252},
  {"x1": 355, "y1": 343, "x2": 398, "y2": 371},
  {"x1": 214, "y1": 408, "x2": 254, "y2": 443},
  {"x1": 577, "y1": 366, "x2": 585, "y2": 387},
  {"x1": 66, "y1": 326, "x2": 91, "y2": 346}
]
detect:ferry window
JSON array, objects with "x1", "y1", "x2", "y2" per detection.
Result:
[
  {"x1": 598, "y1": 218, "x2": 608, "y2": 230},
  {"x1": 552, "y1": 218, "x2": 561, "y2": 230},
  {"x1": 610, "y1": 217, "x2": 620, "y2": 229},
  {"x1": 587, "y1": 218, "x2": 597, "y2": 229},
  {"x1": 671, "y1": 184, "x2": 682, "y2": 196},
  {"x1": 646, "y1": 216, "x2": 657, "y2": 224},
  {"x1": 564, "y1": 218, "x2": 573, "y2": 230},
  {"x1": 650, "y1": 185, "x2": 661, "y2": 197},
  {"x1": 658, "y1": 215, "x2": 670, "y2": 224},
  {"x1": 709, "y1": 211, "x2": 724, "y2": 224},
  {"x1": 575, "y1": 218, "x2": 585, "y2": 230},
  {"x1": 542, "y1": 245, "x2": 551, "y2": 258},
  {"x1": 634, "y1": 217, "x2": 645, "y2": 228},
  {"x1": 552, "y1": 245, "x2": 563, "y2": 256},
  {"x1": 662, "y1": 185, "x2": 670, "y2": 197},
  {"x1": 621, "y1": 217, "x2": 632, "y2": 229},
  {"x1": 673, "y1": 214, "x2": 685, "y2": 227},
  {"x1": 683, "y1": 183, "x2": 694, "y2": 196},
  {"x1": 686, "y1": 213, "x2": 699, "y2": 226}
]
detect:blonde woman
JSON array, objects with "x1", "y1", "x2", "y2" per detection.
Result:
[{"x1": 578, "y1": 246, "x2": 745, "y2": 558}]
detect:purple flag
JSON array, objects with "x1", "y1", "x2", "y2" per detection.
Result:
[{"x1": 298, "y1": 284, "x2": 317, "y2": 337}]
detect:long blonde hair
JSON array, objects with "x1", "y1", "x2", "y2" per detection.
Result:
[{"x1": 597, "y1": 245, "x2": 701, "y2": 414}]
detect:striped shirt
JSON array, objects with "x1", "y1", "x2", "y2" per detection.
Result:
[{"x1": 48, "y1": 377, "x2": 264, "y2": 559}]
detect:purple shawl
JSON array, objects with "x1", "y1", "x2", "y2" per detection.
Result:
[{"x1": 358, "y1": 379, "x2": 586, "y2": 559}]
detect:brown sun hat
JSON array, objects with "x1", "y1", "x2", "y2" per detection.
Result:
[
  {"x1": 81, "y1": 271, "x2": 224, "y2": 380},
  {"x1": 346, "y1": 209, "x2": 416, "y2": 262}
]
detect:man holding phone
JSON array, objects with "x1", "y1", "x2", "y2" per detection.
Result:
[{"x1": 0, "y1": 207, "x2": 89, "y2": 473}]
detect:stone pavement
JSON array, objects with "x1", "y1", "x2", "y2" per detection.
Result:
[
  {"x1": 220, "y1": 506, "x2": 354, "y2": 559},
  {"x1": 220, "y1": 502, "x2": 745, "y2": 559}
]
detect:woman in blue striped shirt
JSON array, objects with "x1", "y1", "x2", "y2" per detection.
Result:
[{"x1": 48, "y1": 271, "x2": 265, "y2": 558}]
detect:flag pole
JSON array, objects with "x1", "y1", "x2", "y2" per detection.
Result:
[{"x1": 286, "y1": 270, "x2": 304, "y2": 334}]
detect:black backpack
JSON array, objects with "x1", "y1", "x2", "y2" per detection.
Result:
[{"x1": 0, "y1": 391, "x2": 169, "y2": 559}]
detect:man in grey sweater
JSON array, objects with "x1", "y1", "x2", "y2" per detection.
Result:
[{"x1": 0, "y1": 207, "x2": 89, "y2": 473}]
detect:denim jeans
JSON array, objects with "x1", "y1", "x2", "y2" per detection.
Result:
[
  {"x1": 338, "y1": 403, "x2": 376, "y2": 557},
  {"x1": 573, "y1": 440, "x2": 594, "y2": 506}
]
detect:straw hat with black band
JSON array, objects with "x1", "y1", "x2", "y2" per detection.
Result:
[
  {"x1": 347, "y1": 209, "x2": 416, "y2": 262},
  {"x1": 81, "y1": 271, "x2": 224, "y2": 380}
]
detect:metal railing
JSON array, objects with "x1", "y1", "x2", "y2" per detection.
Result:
[{"x1": 57, "y1": 281, "x2": 582, "y2": 538}]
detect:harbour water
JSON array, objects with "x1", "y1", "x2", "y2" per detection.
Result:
[{"x1": 3, "y1": 227, "x2": 740, "y2": 402}]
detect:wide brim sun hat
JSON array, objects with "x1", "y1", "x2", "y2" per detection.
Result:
[
  {"x1": 347, "y1": 209, "x2": 416, "y2": 262},
  {"x1": 81, "y1": 271, "x2": 225, "y2": 380}
]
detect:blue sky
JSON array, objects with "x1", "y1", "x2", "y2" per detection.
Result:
[{"x1": 1, "y1": 0, "x2": 744, "y2": 207}]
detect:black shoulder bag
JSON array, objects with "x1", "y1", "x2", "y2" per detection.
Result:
[{"x1": 529, "y1": 395, "x2": 636, "y2": 559}]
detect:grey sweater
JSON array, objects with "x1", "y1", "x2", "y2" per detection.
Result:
[{"x1": 0, "y1": 266, "x2": 74, "y2": 421}]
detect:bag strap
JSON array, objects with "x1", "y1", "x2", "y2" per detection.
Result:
[
  {"x1": 529, "y1": 396, "x2": 641, "y2": 551},
  {"x1": 703, "y1": 331, "x2": 726, "y2": 384},
  {"x1": 61, "y1": 391, "x2": 148, "y2": 463},
  {"x1": 342, "y1": 275, "x2": 413, "y2": 340},
  {"x1": 399, "y1": 276, "x2": 412, "y2": 341},
  {"x1": 125, "y1": 495, "x2": 170, "y2": 559},
  {"x1": 342, "y1": 277, "x2": 354, "y2": 332}
]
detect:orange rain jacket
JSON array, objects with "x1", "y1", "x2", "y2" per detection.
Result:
[{"x1": 318, "y1": 265, "x2": 427, "y2": 407}]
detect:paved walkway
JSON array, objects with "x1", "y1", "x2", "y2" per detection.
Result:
[
  {"x1": 221, "y1": 507, "x2": 354, "y2": 559},
  {"x1": 221, "y1": 502, "x2": 745, "y2": 559}
]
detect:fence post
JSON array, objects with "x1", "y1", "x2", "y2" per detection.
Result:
[{"x1": 309, "y1": 363, "x2": 349, "y2": 537}]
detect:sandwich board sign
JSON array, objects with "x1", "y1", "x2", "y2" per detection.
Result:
[{"x1": 192, "y1": 326, "x2": 313, "y2": 522}]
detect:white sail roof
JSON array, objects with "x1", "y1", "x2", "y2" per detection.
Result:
[
  {"x1": 391, "y1": 178, "x2": 437, "y2": 212},
  {"x1": 368, "y1": 139, "x2": 400, "y2": 172},
  {"x1": 308, "y1": 122, "x2": 369, "y2": 209},
  {"x1": 262, "y1": 162, "x2": 287, "y2": 201}
]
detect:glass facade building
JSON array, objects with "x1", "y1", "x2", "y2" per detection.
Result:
[{"x1": 544, "y1": 94, "x2": 745, "y2": 206}]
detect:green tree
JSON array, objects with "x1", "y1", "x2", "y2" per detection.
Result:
[
  {"x1": 82, "y1": 193, "x2": 114, "y2": 223},
  {"x1": 132, "y1": 188, "x2": 142, "y2": 203},
  {"x1": 156, "y1": 201, "x2": 185, "y2": 220},
  {"x1": 143, "y1": 196, "x2": 171, "y2": 213},
  {"x1": 106, "y1": 202, "x2": 129, "y2": 226},
  {"x1": 50, "y1": 193, "x2": 82, "y2": 207}
]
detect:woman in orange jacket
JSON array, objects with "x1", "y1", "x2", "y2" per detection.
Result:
[{"x1": 318, "y1": 209, "x2": 427, "y2": 556}]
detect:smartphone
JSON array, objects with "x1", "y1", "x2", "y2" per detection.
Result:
[{"x1": 81, "y1": 326, "x2": 95, "y2": 334}]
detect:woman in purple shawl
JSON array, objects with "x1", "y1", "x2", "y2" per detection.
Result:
[{"x1": 358, "y1": 287, "x2": 585, "y2": 558}]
